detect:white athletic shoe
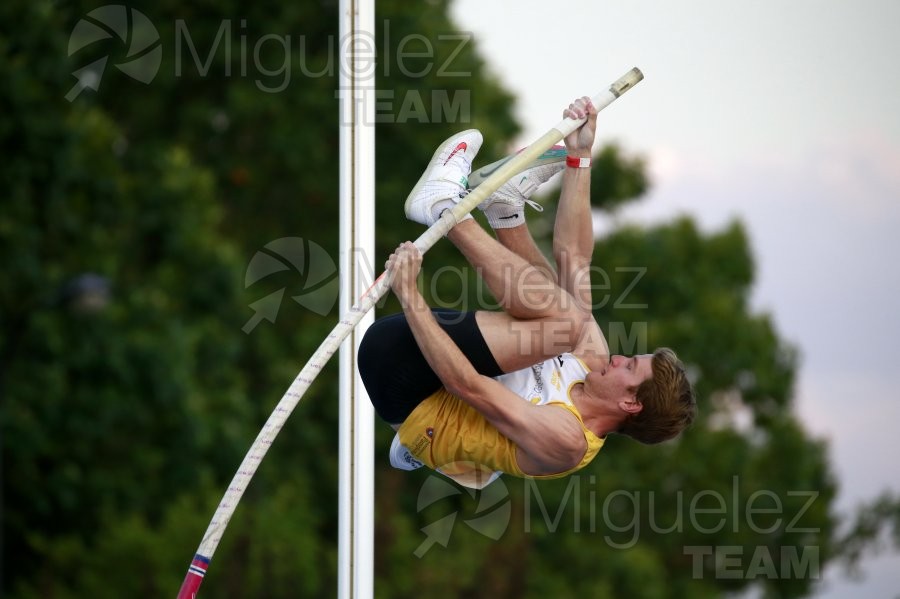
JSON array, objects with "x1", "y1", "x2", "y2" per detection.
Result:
[
  {"x1": 473, "y1": 145, "x2": 567, "y2": 229},
  {"x1": 404, "y1": 129, "x2": 483, "y2": 226}
]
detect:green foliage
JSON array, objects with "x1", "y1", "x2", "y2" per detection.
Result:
[
  {"x1": 0, "y1": 0, "x2": 867, "y2": 597},
  {"x1": 593, "y1": 217, "x2": 797, "y2": 425},
  {"x1": 834, "y1": 491, "x2": 900, "y2": 577}
]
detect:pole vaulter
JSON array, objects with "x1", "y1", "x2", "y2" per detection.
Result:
[{"x1": 176, "y1": 67, "x2": 644, "y2": 599}]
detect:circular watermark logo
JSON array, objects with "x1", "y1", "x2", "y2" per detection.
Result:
[
  {"x1": 413, "y1": 464, "x2": 511, "y2": 557},
  {"x1": 66, "y1": 5, "x2": 162, "y2": 101},
  {"x1": 243, "y1": 237, "x2": 339, "y2": 333}
]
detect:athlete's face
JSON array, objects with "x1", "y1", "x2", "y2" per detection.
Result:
[{"x1": 586, "y1": 354, "x2": 654, "y2": 403}]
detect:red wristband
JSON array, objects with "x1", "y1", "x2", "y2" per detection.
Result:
[{"x1": 566, "y1": 155, "x2": 592, "y2": 168}]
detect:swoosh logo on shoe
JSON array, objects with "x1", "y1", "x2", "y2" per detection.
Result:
[
  {"x1": 443, "y1": 142, "x2": 467, "y2": 165},
  {"x1": 499, "y1": 214, "x2": 519, "y2": 220},
  {"x1": 473, "y1": 156, "x2": 511, "y2": 178}
]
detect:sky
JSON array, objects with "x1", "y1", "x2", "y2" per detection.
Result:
[{"x1": 449, "y1": 0, "x2": 900, "y2": 596}]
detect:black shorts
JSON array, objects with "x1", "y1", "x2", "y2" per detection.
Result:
[{"x1": 358, "y1": 309, "x2": 503, "y2": 424}]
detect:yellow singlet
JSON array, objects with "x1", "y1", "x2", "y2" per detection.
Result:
[{"x1": 397, "y1": 353, "x2": 605, "y2": 488}]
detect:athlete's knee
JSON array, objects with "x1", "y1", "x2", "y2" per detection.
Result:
[
  {"x1": 553, "y1": 307, "x2": 591, "y2": 351},
  {"x1": 540, "y1": 287, "x2": 589, "y2": 328}
]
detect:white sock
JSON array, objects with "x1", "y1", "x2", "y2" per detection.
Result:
[{"x1": 485, "y1": 206, "x2": 526, "y2": 229}]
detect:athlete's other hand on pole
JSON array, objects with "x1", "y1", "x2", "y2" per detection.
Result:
[
  {"x1": 563, "y1": 96, "x2": 598, "y2": 158},
  {"x1": 386, "y1": 241, "x2": 422, "y2": 302}
]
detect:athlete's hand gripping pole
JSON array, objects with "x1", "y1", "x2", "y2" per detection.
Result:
[{"x1": 176, "y1": 67, "x2": 643, "y2": 599}]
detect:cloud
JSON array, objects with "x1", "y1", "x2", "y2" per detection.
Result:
[{"x1": 810, "y1": 131, "x2": 900, "y2": 223}]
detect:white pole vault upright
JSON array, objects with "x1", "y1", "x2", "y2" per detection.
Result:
[
  {"x1": 175, "y1": 67, "x2": 643, "y2": 599},
  {"x1": 338, "y1": 0, "x2": 375, "y2": 598}
]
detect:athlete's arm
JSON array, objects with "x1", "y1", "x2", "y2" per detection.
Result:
[
  {"x1": 387, "y1": 242, "x2": 586, "y2": 473},
  {"x1": 552, "y1": 98, "x2": 611, "y2": 361},
  {"x1": 553, "y1": 97, "x2": 598, "y2": 312}
]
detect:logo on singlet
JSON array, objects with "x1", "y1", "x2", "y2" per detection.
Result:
[
  {"x1": 411, "y1": 435, "x2": 430, "y2": 456},
  {"x1": 531, "y1": 362, "x2": 544, "y2": 398}
]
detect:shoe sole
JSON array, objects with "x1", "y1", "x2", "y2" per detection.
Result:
[
  {"x1": 468, "y1": 145, "x2": 567, "y2": 188},
  {"x1": 404, "y1": 129, "x2": 481, "y2": 220}
]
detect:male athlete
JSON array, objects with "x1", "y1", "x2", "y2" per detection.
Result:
[{"x1": 359, "y1": 97, "x2": 696, "y2": 488}]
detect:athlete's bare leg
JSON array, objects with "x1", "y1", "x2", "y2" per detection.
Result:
[{"x1": 445, "y1": 220, "x2": 586, "y2": 372}]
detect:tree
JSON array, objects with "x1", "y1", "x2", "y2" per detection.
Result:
[
  {"x1": 0, "y1": 5, "x2": 253, "y2": 586},
  {"x1": 1, "y1": 0, "x2": 517, "y2": 595},
  {"x1": 834, "y1": 491, "x2": 900, "y2": 578}
]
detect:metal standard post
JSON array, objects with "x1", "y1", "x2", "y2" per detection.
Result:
[{"x1": 338, "y1": 1, "x2": 375, "y2": 599}]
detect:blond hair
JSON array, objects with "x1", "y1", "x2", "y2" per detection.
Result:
[{"x1": 618, "y1": 348, "x2": 696, "y2": 444}]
